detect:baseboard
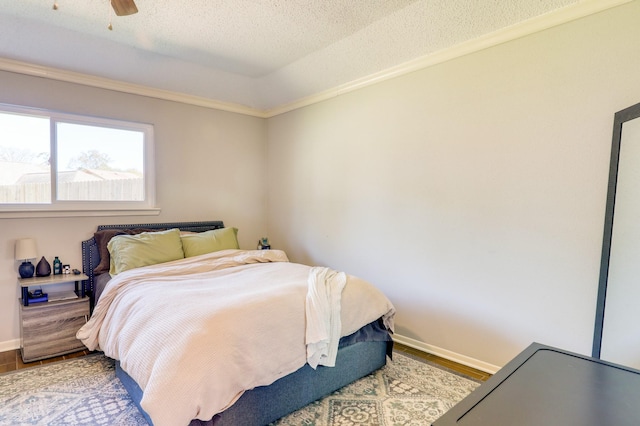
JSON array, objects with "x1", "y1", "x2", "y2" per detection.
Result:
[
  {"x1": 0, "y1": 339, "x2": 20, "y2": 352},
  {"x1": 393, "y1": 334, "x2": 500, "y2": 375},
  {"x1": 2, "y1": 332, "x2": 500, "y2": 374}
]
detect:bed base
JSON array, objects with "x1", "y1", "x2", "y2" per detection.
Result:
[{"x1": 116, "y1": 340, "x2": 389, "y2": 426}]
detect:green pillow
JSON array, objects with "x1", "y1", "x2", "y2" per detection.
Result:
[
  {"x1": 181, "y1": 227, "x2": 239, "y2": 258},
  {"x1": 108, "y1": 228, "x2": 185, "y2": 275}
]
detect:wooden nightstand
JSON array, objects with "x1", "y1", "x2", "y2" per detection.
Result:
[{"x1": 18, "y1": 274, "x2": 90, "y2": 362}]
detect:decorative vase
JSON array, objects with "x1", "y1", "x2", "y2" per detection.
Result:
[
  {"x1": 35, "y1": 256, "x2": 51, "y2": 277},
  {"x1": 19, "y1": 261, "x2": 35, "y2": 278}
]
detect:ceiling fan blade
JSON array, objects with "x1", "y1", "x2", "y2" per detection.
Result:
[{"x1": 111, "y1": 0, "x2": 138, "y2": 16}]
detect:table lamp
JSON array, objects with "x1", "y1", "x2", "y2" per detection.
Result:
[{"x1": 15, "y1": 238, "x2": 38, "y2": 278}]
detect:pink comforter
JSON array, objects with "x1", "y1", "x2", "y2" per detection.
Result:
[{"x1": 77, "y1": 249, "x2": 395, "y2": 426}]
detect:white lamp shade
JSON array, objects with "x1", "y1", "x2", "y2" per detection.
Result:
[{"x1": 15, "y1": 238, "x2": 38, "y2": 261}]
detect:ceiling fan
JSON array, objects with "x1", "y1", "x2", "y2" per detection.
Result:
[{"x1": 111, "y1": 0, "x2": 138, "y2": 16}]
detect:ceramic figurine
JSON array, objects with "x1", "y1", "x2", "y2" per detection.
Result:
[{"x1": 35, "y1": 256, "x2": 51, "y2": 277}]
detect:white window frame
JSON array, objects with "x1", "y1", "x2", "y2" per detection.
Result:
[{"x1": 0, "y1": 103, "x2": 158, "y2": 218}]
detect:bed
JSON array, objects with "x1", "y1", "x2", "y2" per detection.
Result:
[{"x1": 78, "y1": 221, "x2": 395, "y2": 426}]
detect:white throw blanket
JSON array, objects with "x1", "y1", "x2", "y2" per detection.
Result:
[
  {"x1": 306, "y1": 266, "x2": 346, "y2": 369},
  {"x1": 77, "y1": 250, "x2": 395, "y2": 426}
]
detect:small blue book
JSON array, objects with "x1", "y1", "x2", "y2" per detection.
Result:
[{"x1": 28, "y1": 293, "x2": 48, "y2": 303}]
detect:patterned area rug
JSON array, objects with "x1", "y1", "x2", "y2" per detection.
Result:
[
  {"x1": 274, "y1": 352, "x2": 479, "y2": 426},
  {"x1": 0, "y1": 352, "x2": 479, "y2": 426}
]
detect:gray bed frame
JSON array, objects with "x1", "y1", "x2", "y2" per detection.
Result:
[{"x1": 81, "y1": 221, "x2": 391, "y2": 426}]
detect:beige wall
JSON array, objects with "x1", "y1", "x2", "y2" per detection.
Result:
[
  {"x1": 266, "y1": 2, "x2": 640, "y2": 367},
  {"x1": 0, "y1": 72, "x2": 267, "y2": 349},
  {"x1": 3, "y1": 2, "x2": 640, "y2": 369}
]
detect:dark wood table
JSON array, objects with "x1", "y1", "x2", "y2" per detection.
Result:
[{"x1": 433, "y1": 342, "x2": 640, "y2": 425}]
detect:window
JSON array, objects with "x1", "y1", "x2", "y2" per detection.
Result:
[{"x1": 0, "y1": 104, "x2": 156, "y2": 216}]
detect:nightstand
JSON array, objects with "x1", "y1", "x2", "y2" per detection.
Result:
[{"x1": 18, "y1": 273, "x2": 90, "y2": 362}]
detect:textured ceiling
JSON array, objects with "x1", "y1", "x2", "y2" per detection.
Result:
[{"x1": 0, "y1": 0, "x2": 592, "y2": 111}]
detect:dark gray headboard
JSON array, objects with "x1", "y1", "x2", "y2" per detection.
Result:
[{"x1": 81, "y1": 221, "x2": 224, "y2": 306}]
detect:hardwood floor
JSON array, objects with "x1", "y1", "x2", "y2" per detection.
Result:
[
  {"x1": 1, "y1": 343, "x2": 490, "y2": 381},
  {"x1": 0, "y1": 349, "x2": 91, "y2": 374},
  {"x1": 394, "y1": 342, "x2": 492, "y2": 381}
]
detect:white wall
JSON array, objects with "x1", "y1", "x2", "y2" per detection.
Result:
[
  {"x1": 0, "y1": 71, "x2": 267, "y2": 350},
  {"x1": 266, "y1": 2, "x2": 640, "y2": 368}
]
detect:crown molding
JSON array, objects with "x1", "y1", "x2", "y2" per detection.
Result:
[
  {"x1": 0, "y1": 0, "x2": 630, "y2": 119},
  {"x1": 263, "y1": 0, "x2": 632, "y2": 117},
  {"x1": 0, "y1": 58, "x2": 268, "y2": 118}
]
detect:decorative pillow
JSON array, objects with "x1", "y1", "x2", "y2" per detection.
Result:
[
  {"x1": 181, "y1": 227, "x2": 239, "y2": 258},
  {"x1": 108, "y1": 228, "x2": 185, "y2": 275},
  {"x1": 93, "y1": 228, "x2": 159, "y2": 275}
]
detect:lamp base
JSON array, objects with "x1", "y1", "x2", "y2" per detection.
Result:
[{"x1": 19, "y1": 261, "x2": 35, "y2": 279}]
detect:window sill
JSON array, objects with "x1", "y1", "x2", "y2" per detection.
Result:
[{"x1": 0, "y1": 208, "x2": 161, "y2": 219}]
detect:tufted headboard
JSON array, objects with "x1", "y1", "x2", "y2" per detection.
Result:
[{"x1": 81, "y1": 221, "x2": 224, "y2": 306}]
